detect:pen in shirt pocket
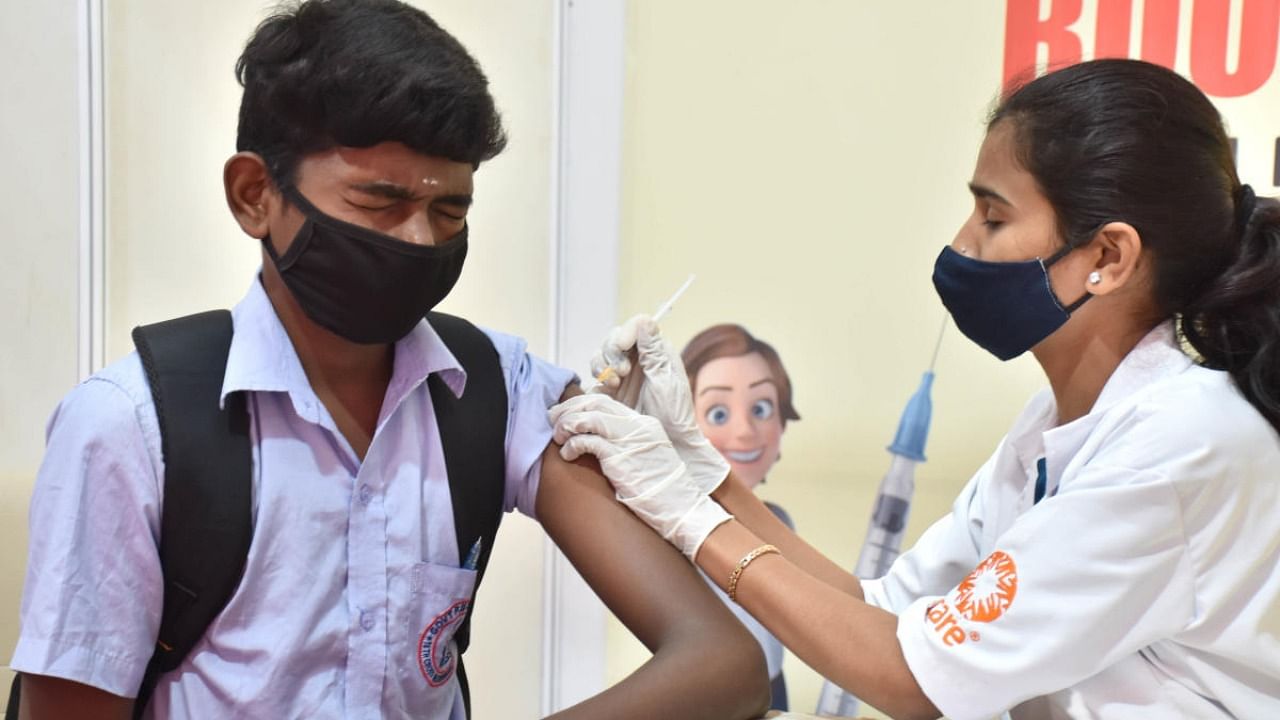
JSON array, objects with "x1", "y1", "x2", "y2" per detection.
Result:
[{"x1": 462, "y1": 538, "x2": 483, "y2": 571}]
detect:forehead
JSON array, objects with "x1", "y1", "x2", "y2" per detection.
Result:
[
  {"x1": 972, "y1": 122, "x2": 1041, "y2": 202},
  {"x1": 294, "y1": 141, "x2": 475, "y2": 191},
  {"x1": 694, "y1": 353, "x2": 777, "y2": 397}
]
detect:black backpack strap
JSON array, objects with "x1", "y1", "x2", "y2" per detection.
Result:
[
  {"x1": 130, "y1": 310, "x2": 253, "y2": 718},
  {"x1": 425, "y1": 312, "x2": 508, "y2": 719},
  {"x1": 4, "y1": 675, "x2": 18, "y2": 719}
]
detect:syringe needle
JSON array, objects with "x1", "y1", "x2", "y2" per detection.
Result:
[
  {"x1": 928, "y1": 315, "x2": 949, "y2": 373},
  {"x1": 652, "y1": 274, "x2": 696, "y2": 323}
]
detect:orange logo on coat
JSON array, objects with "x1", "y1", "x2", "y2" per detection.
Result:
[{"x1": 953, "y1": 550, "x2": 1018, "y2": 623}]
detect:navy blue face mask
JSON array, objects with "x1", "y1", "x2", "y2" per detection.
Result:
[{"x1": 931, "y1": 244, "x2": 1091, "y2": 361}]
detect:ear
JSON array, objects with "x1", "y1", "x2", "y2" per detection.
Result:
[
  {"x1": 224, "y1": 152, "x2": 278, "y2": 239},
  {"x1": 1085, "y1": 221, "x2": 1143, "y2": 296}
]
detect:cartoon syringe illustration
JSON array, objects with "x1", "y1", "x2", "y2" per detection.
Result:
[{"x1": 815, "y1": 318, "x2": 945, "y2": 717}]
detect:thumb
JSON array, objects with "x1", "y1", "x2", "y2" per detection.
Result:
[
  {"x1": 600, "y1": 315, "x2": 648, "y2": 374},
  {"x1": 634, "y1": 318, "x2": 676, "y2": 375}
]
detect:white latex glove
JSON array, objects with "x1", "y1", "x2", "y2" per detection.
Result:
[
  {"x1": 590, "y1": 315, "x2": 730, "y2": 494},
  {"x1": 549, "y1": 393, "x2": 732, "y2": 560}
]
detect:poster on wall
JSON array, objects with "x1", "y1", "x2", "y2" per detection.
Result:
[{"x1": 1004, "y1": 0, "x2": 1279, "y2": 190}]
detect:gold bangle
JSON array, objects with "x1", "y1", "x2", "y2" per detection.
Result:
[{"x1": 727, "y1": 544, "x2": 780, "y2": 602}]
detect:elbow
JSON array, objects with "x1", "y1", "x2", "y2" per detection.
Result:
[
  {"x1": 883, "y1": 685, "x2": 942, "y2": 720},
  {"x1": 718, "y1": 621, "x2": 772, "y2": 719},
  {"x1": 670, "y1": 613, "x2": 770, "y2": 719},
  {"x1": 893, "y1": 706, "x2": 941, "y2": 720}
]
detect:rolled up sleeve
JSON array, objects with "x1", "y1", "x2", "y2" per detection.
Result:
[{"x1": 481, "y1": 330, "x2": 576, "y2": 519}]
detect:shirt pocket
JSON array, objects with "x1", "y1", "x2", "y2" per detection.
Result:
[{"x1": 408, "y1": 561, "x2": 477, "y2": 691}]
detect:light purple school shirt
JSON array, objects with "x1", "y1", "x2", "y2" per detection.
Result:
[{"x1": 10, "y1": 277, "x2": 575, "y2": 720}]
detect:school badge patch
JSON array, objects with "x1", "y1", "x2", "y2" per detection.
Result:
[{"x1": 418, "y1": 599, "x2": 471, "y2": 686}]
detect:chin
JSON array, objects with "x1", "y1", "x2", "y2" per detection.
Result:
[{"x1": 734, "y1": 469, "x2": 765, "y2": 490}]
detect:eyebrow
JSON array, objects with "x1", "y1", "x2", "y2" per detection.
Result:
[
  {"x1": 968, "y1": 182, "x2": 1012, "y2": 207},
  {"x1": 698, "y1": 378, "x2": 776, "y2": 396},
  {"x1": 436, "y1": 194, "x2": 474, "y2": 208},
  {"x1": 349, "y1": 181, "x2": 474, "y2": 207}
]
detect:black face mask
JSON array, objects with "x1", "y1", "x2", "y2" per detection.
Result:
[{"x1": 263, "y1": 186, "x2": 468, "y2": 345}]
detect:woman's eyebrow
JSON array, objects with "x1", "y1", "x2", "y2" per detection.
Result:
[{"x1": 968, "y1": 182, "x2": 1012, "y2": 207}]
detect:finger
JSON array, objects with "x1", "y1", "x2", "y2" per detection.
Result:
[
  {"x1": 616, "y1": 314, "x2": 648, "y2": 351},
  {"x1": 548, "y1": 393, "x2": 604, "y2": 427},
  {"x1": 599, "y1": 318, "x2": 645, "y2": 376},
  {"x1": 551, "y1": 397, "x2": 643, "y2": 442},
  {"x1": 553, "y1": 406, "x2": 641, "y2": 443},
  {"x1": 559, "y1": 433, "x2": 610, "y2": 463},
  {"x1": 549, "y1": 392, "x2": 635, "y2": 426},
  {"x1": 634, "y1": 315, "x2": 660, "y2": 347},
  {"x1": 635, "y1": 321, "x2": 678, "y2": 375},
  {"x1": 591, "y1": 352, "x2": 628, "y2": 389}
]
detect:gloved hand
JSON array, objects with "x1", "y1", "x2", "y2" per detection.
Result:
[
  {"x1": 549, "y1": 393, "x2": 732, "y2": 560},
  {"x1": 591, "y1": 315, "x2": 730, "y2": 494}
]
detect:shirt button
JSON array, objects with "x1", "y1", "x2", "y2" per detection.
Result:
[
  {"x1": 359, "y1": 609, "x2": 375, "y2": 632},
  {"x1": 358, "y1": 484, "x2": 373, "y2": 505}
]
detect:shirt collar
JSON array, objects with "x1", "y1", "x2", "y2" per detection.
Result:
[{"x1": 220, "y1": 276, "x2": 467, "y2": 421}]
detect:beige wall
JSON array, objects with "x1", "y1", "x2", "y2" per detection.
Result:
[
  {"x1": 4, "y1": 1, "x2": 555, "y2": 716},
  {"x1": 610, "y1": 0, "x2": 1280, "y2": 716},
  {"x1": 0, "y1": 1, "x2": 84, "y2": 701}
]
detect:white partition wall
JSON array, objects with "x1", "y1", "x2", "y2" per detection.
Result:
[{"x1": 0, "y1": 1, "x2": 95, "y2": 702}]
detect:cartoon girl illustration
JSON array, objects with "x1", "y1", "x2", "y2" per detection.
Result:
[{"x1": 681, "y1": 324, "x2": 800, "y2": 710}]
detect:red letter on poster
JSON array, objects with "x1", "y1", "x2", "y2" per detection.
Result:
[
  {"x1": 1140, "y1": 0, "x2": 1180, "y2": 69},
  {"x1": 1095, "y1": 0, "x2": 1180, "y2": 68},
  {"x1": 1094, "y1": 0, "x2": 1133, "y2": 59},
  {"x1": 1004, "y1": 0, "x2": 1085, "y2": 93},
  {"x1": 1191, "y1": 0, "x2": 1280, "y2": 97}
]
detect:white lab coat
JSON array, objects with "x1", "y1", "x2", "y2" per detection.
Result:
[{"x1": 861, "y1": 323, "x2": 1280, "y2": 719}]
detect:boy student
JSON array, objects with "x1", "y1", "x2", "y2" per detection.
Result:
[{"x1": 8, "y1": 1, "x2": 769, "y2": 717}]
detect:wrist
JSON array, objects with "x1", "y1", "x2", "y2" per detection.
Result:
[
  {"x1": 710, "y1": 470, "x2": 740, "y2": 503},
  {"x1": 671, "y1": 494, "x2": 733, "y2": 561}
]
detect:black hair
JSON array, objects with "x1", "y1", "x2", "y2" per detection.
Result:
[
  {"x1": 993, "y1": 59, "x2": 1280, "y2": 431},
  {"x1": 235, "y1": 0, "x2": 507, "y2": 184}
]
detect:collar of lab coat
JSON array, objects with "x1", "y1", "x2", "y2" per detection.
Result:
[{"x1": 1006, "y1": 321, "x2": 1192, "y2": 498}]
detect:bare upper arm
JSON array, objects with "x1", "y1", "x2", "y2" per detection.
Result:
[
  {"x1": 535, "y1": 439, "x2": 747, "y2": 649},
  {"x1": 17, "y1": 673, "x2": 133, "y2": 720},
  {"x1": 536, "y1": 383, "x2": 748, "y2": 648}
]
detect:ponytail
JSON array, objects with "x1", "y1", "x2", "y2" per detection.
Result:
[{"x1": 1181, "y1": 189, "x2": 1280, "y2": 433}]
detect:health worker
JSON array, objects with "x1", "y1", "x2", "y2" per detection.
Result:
[{"x1": 553, "y1": 58, "x2": 1280, "y2": 720}]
